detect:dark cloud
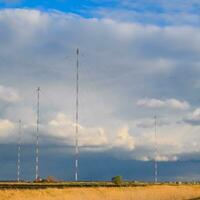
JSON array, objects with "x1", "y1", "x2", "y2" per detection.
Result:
[
  {"x1": 183, "y1": 119, "x2": 200, "y2": 126},
  {"x1": 0, "y1": 144, "x2": 200, "y2": 181}
]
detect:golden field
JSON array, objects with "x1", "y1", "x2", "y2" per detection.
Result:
[{"x1": 0, "y1": 185, "x2": 200, "y2": 200}]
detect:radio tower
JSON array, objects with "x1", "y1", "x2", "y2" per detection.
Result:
[
  {"x1": 35, "y1": 87, "x2": 40, "y2": 181},
  {"x1": 75, "y1": 48, "x2": 79, "y2": 181},
  {"x1": 17, "y1": 120, "x2": 22, "y2": 182},
  {"x1": 154, "y1": 115, "x2": 158, "y2": 183}
]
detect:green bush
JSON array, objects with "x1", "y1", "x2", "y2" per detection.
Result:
[{"x1": 112, "y1": 176, "x2": 123, "y2": 186}]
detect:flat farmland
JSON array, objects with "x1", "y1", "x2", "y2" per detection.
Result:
[{"x1": 0, "y1": 184, "x2": 200, "y2": 200}]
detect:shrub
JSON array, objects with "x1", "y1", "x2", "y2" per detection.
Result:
[{"x1": 112, "y1": 176, "x2": 123, "y2": 186}]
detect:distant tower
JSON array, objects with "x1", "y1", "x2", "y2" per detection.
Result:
[
  {"x1": 17, "y1": 120, "x2": 22, "y2": 182},
  {"x1": 35, "y1": 87, "x2": 40, "y2": 181},
  {"x1": 154, "y1": 115, "x2": 158, "y2": 183},
  {"x1": 75, "y1": 48, "x2": 79, "y2": 181}
]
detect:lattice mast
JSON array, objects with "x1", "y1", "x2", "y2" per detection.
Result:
[
  {"x1": 154, "y1": 115, "x2": 158, "y2": 183},
  {"x1": 75, "y1": 48, "x2": 79, "y2": 181},
  {"x1": 17, "y1": 120, "x2": 22, "y2": 182},
  {"x1": 36, "y1": 87, "x2": 40, "y2": 181}
]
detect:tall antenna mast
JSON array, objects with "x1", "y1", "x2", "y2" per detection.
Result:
[
  {"x1": 36, "y1": 87, "x2": 40, "y2": 181},
  {"x1": 17, "y1": 120, "x2": 22, "y2": 182},
  {"x1": 75, "y1": 48, "x2": 79, "y2": 181},
  {"x1": 154, "y1": 115, "x2": 158, "y2": 183}
]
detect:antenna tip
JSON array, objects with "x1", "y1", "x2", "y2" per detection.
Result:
[{"x1": 77, "y1": 48, "x2": 79, "y2": 55}]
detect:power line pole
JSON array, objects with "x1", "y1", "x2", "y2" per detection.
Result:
[
  {"x1": 36, "y1": 87, "x2": 40, "y2": 181},
  {"x1": 154, "y1": 115, "x2": 158, "y2": 183},
  {"x1": 75, "y1": 48, "x2": 79, "y2": 181},
  {"x1": 17, "y1": 120, "x2": 22, "y2": 182}
]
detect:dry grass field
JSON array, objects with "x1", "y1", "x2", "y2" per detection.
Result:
[{"x1": 0, "y1": 185, "x2": 200, "y2": 200}]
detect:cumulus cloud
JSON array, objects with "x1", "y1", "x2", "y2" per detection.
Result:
[
  {"x1": 137, "y1": 98, "x2": 190, "y2": 110},
  {"x1": 135, "y1": 118, "x2": 170, "y2": 128},
  {"x1": 0, "y1": 85, "x2": 20, "y2": 103},
  {"x1": 47, "y1": 113, "x2": 136, "y2": 152},
  {"x1": 140, "y1": 155, "x2": 178, "y2": 162},
  {"x1": 113, "y1": 126, "x2": 135, "y2": 151},
  {"x1": 184, "y1": 108, "x2": 200, "y2": 126},
  {"x1": 0, "y1": 9, "x2": 199, "y2": 161},
  {"x1": 131, "y1": 119, "x2": 200, "y2": 162},
  {"x1": 0, "y1": 112, "x2": 136, "y2": 155},
  {"x1": 0, "y1": 119, "x2": 14, "y2": 133},
  {"x1": 0, "y1": 119, "x2": 15, "y2": 142},
  {"x1": 48, "y1": 113, "x2": 109, "y2": 148},
  {"x1": 156, "y1": 155, "x2": 178, "y2": 162}
]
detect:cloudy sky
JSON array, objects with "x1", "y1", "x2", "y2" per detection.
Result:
[{"x1": 0, "y1": 0, "x2": 200, "y2": 181}]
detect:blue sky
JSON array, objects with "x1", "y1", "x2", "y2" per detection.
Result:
[
  {"x1": 0, "y1": 0, "x2": 200, "y2": 181},
  {"x1": 0, "y1": 0, "x2": 119, "y2": 15},
  {"x1": 1, "y1": 0, "x2": 200, "y2": 25}
]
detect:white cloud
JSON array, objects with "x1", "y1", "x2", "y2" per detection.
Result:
[
  {"x1": 48, "y1": 113, "x2": 136, "y2": 151},
  {"x1": 113, "y1": 126, "x2": 135, "y2": 151},
  {"x1": 0, "y1": 85, "x2": 20, "y2": 103},
  {"x1": 137, "y1": 98, "x2": 190, "y2": 110},
  {"x1": 0, "y1": 9, "x2": 199, "y2": 161},
  {"x1": 135, "y1": 118, "x2": 170, "y2": 128},
  {"x1": 0, "y1": 119, "x2": 14, "y2": 133},
  {"x1": 140, "y1": 156, "x2": 150, "y2": 161},
  {"x1": 1, "y1": 112, "x2": 134, "y2": 153},
  {"x1": 0, "y1": 119, "x2": 15, "y2": 142},
  {"x1": 156, "y1": 155, "x2": 178, "y2": 162},
  {"x1": 133, "y1": 118, "x2": 200, "y2": 162},
  {"x1": 140, "y1": 155, "x2": 178, "y2": 162},
  {"x1": 137, "y1": 98, "x2": 165, "y2": 108},
  {"x1": 36, "y1": 113, "x2": 135, "y2": 151},
  {"x1": 184, "y1": 108, "x2": 200, "y2": 126},
  {"x1": 48, "y1": 113, "x2": 109, "y2": 148}
]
